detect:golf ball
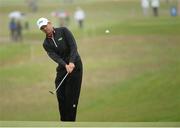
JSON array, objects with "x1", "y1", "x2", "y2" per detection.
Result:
[{"x1": 105, "y1": 29, "x2": 110, "y2": 34}]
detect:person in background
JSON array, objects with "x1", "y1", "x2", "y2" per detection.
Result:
[
  {"x1": 141, "y1": 0, "x2": 150, "y2": 16},
  {"x1": 16, "y1": 21, "x2": 23, "y2": 41},
  {"x1": 74, "y1": 7, "x2": 85, "y2": 29},
  {"x1": 9, "y1": 18, "x2": 17, "y2": 41},
  {"x1": 151, "y1": 0, "x2": 160, "y2": 16},
  {"x1": 58, "y1": 10, "x2": 70, "y2": 27}
]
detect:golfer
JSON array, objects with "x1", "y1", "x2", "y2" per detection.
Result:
[{"x1": 37, "y1": 17, "x2": 83, "y2": 121}]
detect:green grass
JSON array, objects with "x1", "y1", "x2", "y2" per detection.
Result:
[
  {"x1": 0, "y1": 0, "x2": 180, "y2": 123},
  {"x1": 79, "y1": 64, "x2": 180, "y2": 121}
]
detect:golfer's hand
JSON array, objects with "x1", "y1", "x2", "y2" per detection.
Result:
[
  {"x1": 69, "y1": 62, "x2": 75, "y2": 69},
  {"x1": 65, "y1": 63, "x2": 75, "y2": 73}
]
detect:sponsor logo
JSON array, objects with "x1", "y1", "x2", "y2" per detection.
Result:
[
  {"x1": 38, "y1": 20, "x2": 43, "y2": 24},
  {"x1": 58, "y1": 37, "x2": 63, "y2": 41}
]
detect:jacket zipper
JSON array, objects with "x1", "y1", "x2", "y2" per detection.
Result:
[{"x1": 51, "y1": 37, "x2": 58, "y2": 47}]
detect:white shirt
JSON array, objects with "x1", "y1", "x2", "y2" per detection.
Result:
[
  {"x1": 141, "y1": 0, "x2": 150, "y2": 8},
  {"x1": 74, "y1": 9, "x2": 85, "y2": 21},
  {"x1": 151, "y1": 0, "x2": 160, "y2": 8}
]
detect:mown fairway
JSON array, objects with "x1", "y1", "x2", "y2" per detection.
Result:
[{"x1": 0, "y1": 0, "x2": 180, "y2": 122}]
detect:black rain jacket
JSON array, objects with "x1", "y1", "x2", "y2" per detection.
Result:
[{"x1": 43, "y1": 27, "x2": 81, "y2": 71}]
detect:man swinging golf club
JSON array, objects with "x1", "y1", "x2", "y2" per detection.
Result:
[{"x1": 37, "y1": 17, "x2": 83, "y2": 121}]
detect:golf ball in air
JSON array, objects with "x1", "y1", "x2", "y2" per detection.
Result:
[{"x1": 105, "y1": 29, "x2": 110, "y2": 34}]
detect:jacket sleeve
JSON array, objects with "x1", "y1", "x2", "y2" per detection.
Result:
[
  {"x1": 63, "y1": 27, "x2": 78, "y2": 63},
  {"x1": 43, "y1": 43, "x2": 66, "y2": 67}
]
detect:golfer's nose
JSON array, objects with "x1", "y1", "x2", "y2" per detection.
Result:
[
  {"x1": 44, "y1": 26, "x2": 47, "y2": 30},
  {"x1": 43, "y1": 26, "x2": 47, "y2": 31},
  {"x1": 41, "y1": 25, "x2": 47, "y2": 30}
]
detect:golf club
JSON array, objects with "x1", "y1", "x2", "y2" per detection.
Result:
[{"x1": 49, "y1": 72, "x2": 68, "y2": 95}]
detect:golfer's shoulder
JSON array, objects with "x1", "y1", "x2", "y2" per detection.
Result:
[
  {"x1": 56, "y1": 27, "x2": 70, "y2": 33},
  {"x1": 42, "y1": 38, "x2": 49, "y2": 49}
]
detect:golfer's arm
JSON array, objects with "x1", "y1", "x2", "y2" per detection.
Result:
[
  {"x1": 43, "y1": 44, "x2": 66, "y2": 66},
  {"x1": 47, "y1": 52, "x2": 66, "y2": 66},
  {"x1": 63, "y1": 27, "x2": 78, "y2": 63}
]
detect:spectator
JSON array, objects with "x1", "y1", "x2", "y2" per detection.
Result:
[
  {"x1": 151, "y1": 0, "x2": 160, "y2": 16},
  {"x1": 9, "y1": 18, "x2": 17, "y2": 41},
  {"x1": 74, "y1": 7, "x2": 85, "y2": 29},
  {"x1": 141, "y1": 0, "x2": 150, "y2": 16},
  {"x1": 58, "y1": 10, "x2": 70, "y2": 27},
  {"x1": 16, "y1": 21, "x2": 23, "y2": 41}
]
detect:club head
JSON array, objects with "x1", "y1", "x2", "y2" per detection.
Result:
[{"x1": 49, "y1": 91, "x2": 55, "y2": 95}]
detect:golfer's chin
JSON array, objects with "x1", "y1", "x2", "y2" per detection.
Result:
[{"x1": 46, "y1": 32, "x2": 53, "y2": 37}]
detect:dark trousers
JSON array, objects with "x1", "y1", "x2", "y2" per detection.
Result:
[
  {"x1": 55, "y1": 59, "x2": 83, "y2": 121},
  {"x1": 153, "y1": 7, "x2": 158, "y2": 16},
  {"x1": 78, "y1": 20, "x2": 83, "y2": 28}
]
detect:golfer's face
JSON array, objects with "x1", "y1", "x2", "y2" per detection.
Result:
[{"x1": 41, "y1": 22, "x2": 53, "y2": 35}]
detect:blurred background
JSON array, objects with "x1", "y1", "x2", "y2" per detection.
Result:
[{"x1": 0, "y1": 0, "x2": 180, "y2": 122}]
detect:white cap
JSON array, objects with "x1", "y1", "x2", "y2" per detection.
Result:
[{"x1": 36, "y1": 17, "x2": 49, "y2": 29}]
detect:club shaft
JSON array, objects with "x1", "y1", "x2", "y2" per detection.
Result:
[{"x1": 54, "y1": 72, "x2": 68, "y2": 93}]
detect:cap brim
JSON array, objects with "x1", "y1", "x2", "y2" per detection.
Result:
[{"x1": 39, "y1": 22, "x2": 48, "y2": 29}]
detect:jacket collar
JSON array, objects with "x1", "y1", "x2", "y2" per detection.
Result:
[{"x1": 46, "y1": 28, "x2": 56, "y2": 39}]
